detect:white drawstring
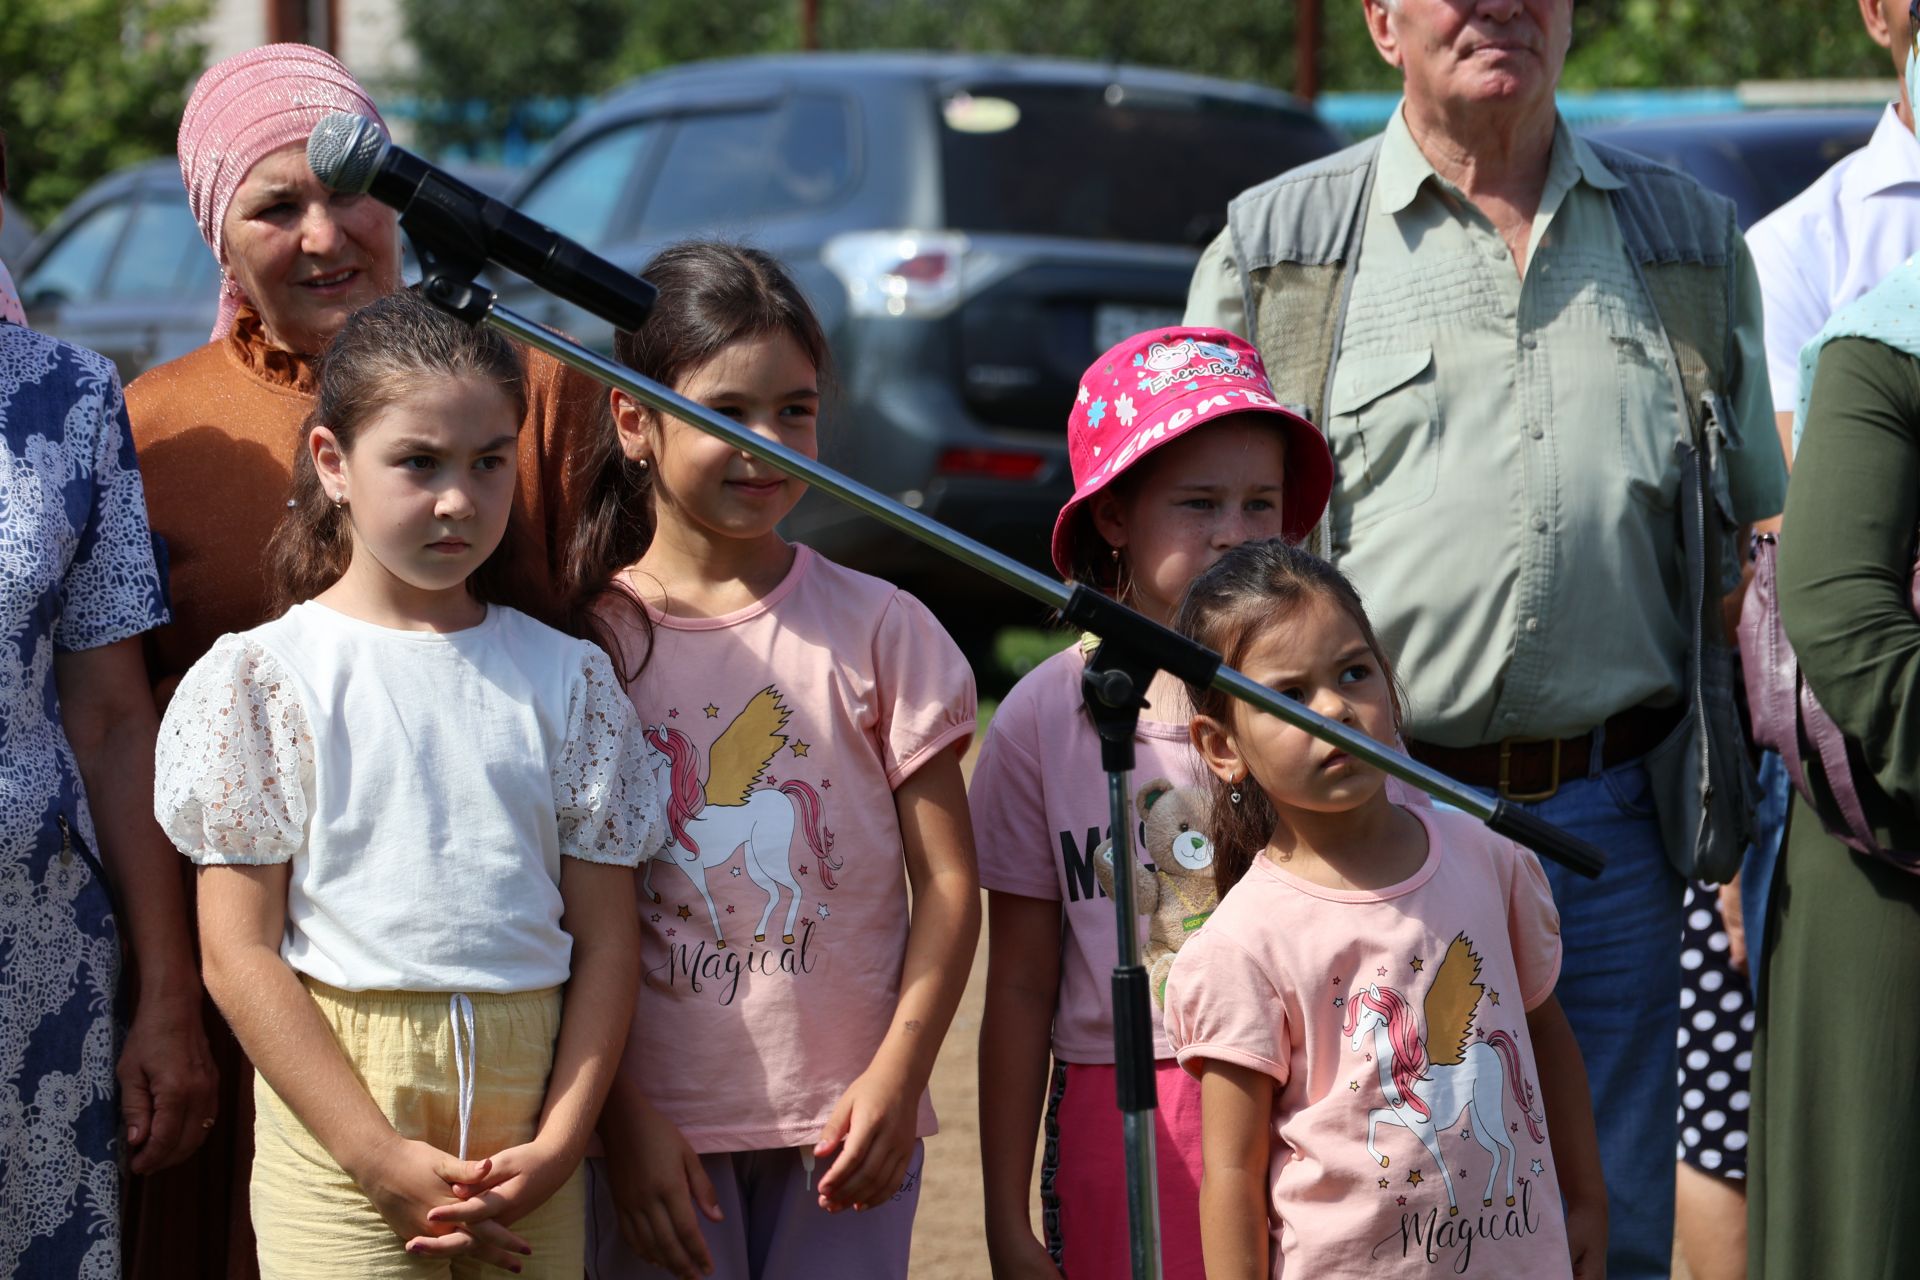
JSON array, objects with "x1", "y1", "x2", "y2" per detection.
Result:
[{"x1": 449, "y1": 993, "x2": 477, "y2": 1160}]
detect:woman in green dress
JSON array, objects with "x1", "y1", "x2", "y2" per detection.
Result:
[{"x1": 1751, "y1": 267, "x2": 1920, "y2": 1275}]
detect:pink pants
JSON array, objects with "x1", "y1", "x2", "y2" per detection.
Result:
[
  {"x1": 1044, "y1": 1060, "x2": 1206, "y2": 1280},
  {"x1": 584, "y1": 1143, "x2": 922, "y2": 1280}
]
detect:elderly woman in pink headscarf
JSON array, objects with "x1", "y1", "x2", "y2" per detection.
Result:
[
  {"x1": 120, "y1": 44, "x2": 608, "y2": 1279},
  {"x1": 128, "y1": 44, "x2": 601, "y2": 704}
]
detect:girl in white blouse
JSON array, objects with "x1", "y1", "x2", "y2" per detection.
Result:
[{"x1": 155, "y1": 292, "x2": 662, "y2": 1278}]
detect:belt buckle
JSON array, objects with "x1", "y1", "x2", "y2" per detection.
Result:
[{"x1": 1498, "y1": 736, "x2": 1561, "y2": 803}]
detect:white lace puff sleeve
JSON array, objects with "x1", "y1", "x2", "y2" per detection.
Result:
[
  {"x1": 153, "y1": 635, "x2": 314, "y2": 865},
  {"x1": 554, "y1": 645, "x2": 665, "y2": 866}
]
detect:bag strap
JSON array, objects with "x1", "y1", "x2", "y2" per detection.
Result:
[
  {"x1": 1800, "y1": 679, "x2": 1881, "y2": 856},
  {"x1": 1803, "y1": 524, "x2": 1920, "y2": 860}
]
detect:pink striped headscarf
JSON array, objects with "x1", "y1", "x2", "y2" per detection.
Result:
[{"x1": 178, "y1": 43, "x2": 386, "y2": 341}]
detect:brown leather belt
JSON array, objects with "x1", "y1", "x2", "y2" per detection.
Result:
[{"x1": 1407, "y1": 704, "x2": 1683, "y2": 803}]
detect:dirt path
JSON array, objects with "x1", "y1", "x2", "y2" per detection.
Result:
[{"x1": 907, "y1": 898, "x2": 995, "y2": 1277}]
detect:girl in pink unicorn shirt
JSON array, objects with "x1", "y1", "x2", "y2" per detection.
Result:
[
  {"x1": 1162, "y1": 539, "x2": 1606, "y2": 1279},
  {"x1": 565, "y1": 242, "x2": 980, "y2": 1280}
]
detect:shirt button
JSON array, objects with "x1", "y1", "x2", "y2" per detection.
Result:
[
  {"x1": 1521, "y1": 334, "x2": 1539, "y2": 350},
  {"x1": 1526, "y1": 616, "x2": 1540, "y2": 633},
  {"x1": 1532, "y1": 515, "x2": 1549, "y2": 533},
  {"x1": 1530, "y1": 426, "x2": 1544, "y2": 440}
]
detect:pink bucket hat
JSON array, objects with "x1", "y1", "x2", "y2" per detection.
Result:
[
  {"x1": 1050, "y1": 326, "x2": 1333, "y2": 579},
  {"x1": 177, "y1": 43, "x2": 386, "y2": 341}
]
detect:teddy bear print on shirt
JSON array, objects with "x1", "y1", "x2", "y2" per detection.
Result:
[{"x1": 1094, "y1": 777, "x2": 1218, "y2": 1004}]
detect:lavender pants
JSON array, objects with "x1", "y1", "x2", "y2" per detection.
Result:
[{"x1": 584, "y1": 1144, "x2": 923, "y2": 1280}]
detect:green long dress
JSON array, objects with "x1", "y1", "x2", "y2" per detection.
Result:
[{"x1": 1751, "y1": 336, "x2": 1920, "y2": 1278}]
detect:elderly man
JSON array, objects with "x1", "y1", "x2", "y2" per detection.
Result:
[{"x1": 1186, "y1": 3, "x2": 1787, "y2": 1277}]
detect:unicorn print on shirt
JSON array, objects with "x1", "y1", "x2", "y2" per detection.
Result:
[
  {"x1": 644, "y1": 686, "x2": 838, "y2": 949},
  {"x1": 1342, "y1": 933, "x2": 1546, "y2": 1219}
]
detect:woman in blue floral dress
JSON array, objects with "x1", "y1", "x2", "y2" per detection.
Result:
[{"x1": 0, "y1": 306, "x2": 218, "y2": 1272}]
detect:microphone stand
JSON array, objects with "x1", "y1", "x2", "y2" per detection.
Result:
[{"x1": 403, "y1": 238, "x2": 1606, "y2": 1280}]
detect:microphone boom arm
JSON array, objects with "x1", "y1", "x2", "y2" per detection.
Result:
[
  {"x1": 306, "y1": 109, "x2": 1598, "y2": 876},
  {"x1": 482, "y1": 295, "x2": 1605, "y2": 879}
]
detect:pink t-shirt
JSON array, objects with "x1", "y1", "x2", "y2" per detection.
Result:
[
  {"x1": 605, "y1": 545, "x2": 975, "y2": 1152},
  {"x1": 970, "y1": 643, "x2": 1205, "y2": 1062},
  {"x1": 1164, "y1": 806, "x2": 1571, "y2": 1280}
]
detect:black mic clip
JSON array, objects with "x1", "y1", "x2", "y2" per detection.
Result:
[{"x1": 407, "y1": 233, "x2": 494, "y2": 327}]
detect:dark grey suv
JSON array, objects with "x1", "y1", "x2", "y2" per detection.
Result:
[{"x1": 496, "y1": 52, "x2": 1344, "y2": 639}]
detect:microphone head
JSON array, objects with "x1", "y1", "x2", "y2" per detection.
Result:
[{"x1": 307, "y1": 112, "x2": 386, "y2": 194}]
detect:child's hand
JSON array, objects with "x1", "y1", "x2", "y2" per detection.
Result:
[
  {"x1": 353, "y1": 1137, "x2": 531, "y2": 1273},
  {"x1": 601, "y1": 1102, "x2": 724, "y2": 1279},
  {"x1": 812, "y1": 1061, "x2": 919, "y2": 1213},
  {"x1": 1565, "y1": 1194, "x2": 1608, "y2": 1280},
  {"x1": 429, "y1": 1135, "x2": 575, "y2": 1232},
  {"x1": 985, "y1": 1230, "x2": 1067, "y2": 1280}
]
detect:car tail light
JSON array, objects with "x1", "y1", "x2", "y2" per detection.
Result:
[
  {"x1": 936, "y1": 447, "x2": 1046, "y2": 481},
  {"x1": 823, "y1": 231, "x2": 1006, "y2": 318}
]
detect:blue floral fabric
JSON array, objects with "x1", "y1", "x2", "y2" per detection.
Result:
[{"x1": 0, "y1": 320, "x2": 167, "y2": 1277}]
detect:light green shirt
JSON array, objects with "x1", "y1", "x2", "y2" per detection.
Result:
[{"x1": 1187, "y1": 108, "x2": 1786, "y2": 747}]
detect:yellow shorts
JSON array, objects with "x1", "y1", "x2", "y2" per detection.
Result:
[{"x1": 251, "y1": 979, "x2": 584, "y2": 1279}]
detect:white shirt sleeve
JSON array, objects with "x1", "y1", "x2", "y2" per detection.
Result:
[
  {"x1": 153, "y1": 635, "x2": 313, "y2": 865},
  {"x1": 1747, "y1": 203, "x2": 1832, "y2": 414},
  {"x1": 552, "y1": 644, "x2": 665, "y2": 866}
]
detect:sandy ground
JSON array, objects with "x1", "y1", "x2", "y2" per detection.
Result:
[{"x1": 907, "y1": 900, "x2": 996, "y2": 1277}]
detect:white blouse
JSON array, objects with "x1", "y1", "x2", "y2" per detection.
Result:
[{"x1": 155, "y1": 601, "x2": 663, "y2": 993}]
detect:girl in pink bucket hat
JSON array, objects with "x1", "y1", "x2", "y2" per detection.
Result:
[{"x1": 972, "y1": 327, "x2": 1330, "y2": 1279}]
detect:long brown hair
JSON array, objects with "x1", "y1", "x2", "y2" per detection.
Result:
[
  {"x1": 265, "y1": 290, "x2": 527, "y2": 614},
  {"x1": 1173, "y1": 537, "x2": 1404, "y2": 899},
  {"x1": 564, "y1": 241, "x2": 832, "y2": 677}
]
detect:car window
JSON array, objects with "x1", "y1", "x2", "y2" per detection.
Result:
[
  {"x1": 21, "y1": 199, "x2": 133, "y2": 305},
  {"x1": 939, "y1": 85, "x2": 1342, "y2": 247},
  {"x1": 638, "y1": 94, "x2": 856, "y2": 234},
  {"x1": 518, "y1": 122, "x2": 658, "y2": 249},
  {"x1": 103, "y1": 196, "x2": 218, "y2": 301},
  {"x1": 1741, "y1": 127, "x2": 1876, "y2": 219}
]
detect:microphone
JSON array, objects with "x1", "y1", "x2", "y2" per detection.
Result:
[{"x1": 306, "y1": 112, "x2": 655, "y2": 331}]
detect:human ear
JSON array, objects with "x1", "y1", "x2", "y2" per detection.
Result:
[
  {"x1": 1863, "y1": 0, "x2": 1894, "y2": 50},
  {"x1": 1190, "y1": 714, "x2": 1247, "y2": 788},
  {"x1": 1089, "y1": 487, "x2": 1130, "y2": 554},
  {"x1": 610, "y1": 390, "x2": 656, "y2": 464},
  {"x1": 1362, "y1": 0, "x2": 1403, "y2": 69},
  {"x1": 310, "y1": 425, "x2": 349, "y2": 502}
]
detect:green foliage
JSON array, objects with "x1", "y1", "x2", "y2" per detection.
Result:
[
  {"x1": 1560, "y1": 0, "x2": 1892, "y2": 88},
  {"x1": 0, "y1": 0, "x2": 208, "y2": 226},
  {"x1": 396, "y1": 0, "x2": 633, "y2": 154},
  {"x1": 394, "y1": 0, "x2": 1907, "y2": 161}
]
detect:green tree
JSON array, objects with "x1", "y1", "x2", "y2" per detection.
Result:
[
  {"x1": 394, "y1": 0, "x2": 1908, "y2": 164},
  {"x1": 396, "y1": 0, "x2": 633, "y2": 155},
  {"x1": 1561, "y1": 0, "x2": 1889, "y2": 89},
  {"x1": 0, "y1": 0, "x2": 208, "y2": 226}
]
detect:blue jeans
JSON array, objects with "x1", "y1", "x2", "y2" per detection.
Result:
[
  {"x1": 1467, "y1": 760, "x2": 1684, "y2": 1280},
  {"x1": 1738, "y1": 750, "x2": 1792, "y2": 999}
]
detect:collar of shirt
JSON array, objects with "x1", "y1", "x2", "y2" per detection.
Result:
[
  {"x1": 1843, "y1": 102, "x2": 1920, "y2": 202},
  {"x1": 1374, "y1": 101, "x2": 1625, "y2": 220}
]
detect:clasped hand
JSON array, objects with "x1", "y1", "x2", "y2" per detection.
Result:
[{"x1": 356, "y1": 1131, "x2": 572, "y2": 1273}]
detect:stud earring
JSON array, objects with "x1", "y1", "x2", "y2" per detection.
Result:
[
  {"x1": 1110, "y1": 546, "x2": 1121, "y2": 561},
  {"x1": 636, "y1": 458, "x2": 650, "y2": 472},
  {"x1": 332, "y1": 493, "x2": 345, "y2": 509}
]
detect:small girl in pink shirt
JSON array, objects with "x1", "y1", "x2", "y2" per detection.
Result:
[
  {"x1": 972, "y1": 327, "x2": 1334, "y2": 1279},
  {"x1": 567, "y1": 242, "x2": 980, "y2": 1280},
  {"x1": 1163, "y1": 539, "x2": 1607, "y2": 1279}
]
